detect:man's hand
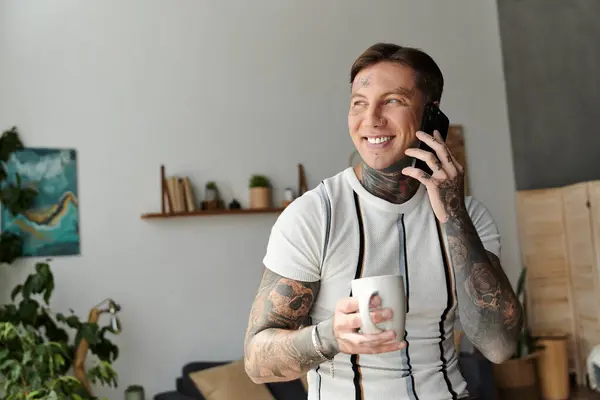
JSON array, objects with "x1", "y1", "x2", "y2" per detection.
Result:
[
  {"x1": 402, "y1": 130, "x2": 465, "y2": 223},
  {"x1": 329, "y1": 295, "x2": 406, "y2": 355}
]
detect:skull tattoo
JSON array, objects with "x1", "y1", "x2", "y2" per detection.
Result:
[{"x1": 267, "y1": 279, "x2": 314, "y2": 328}]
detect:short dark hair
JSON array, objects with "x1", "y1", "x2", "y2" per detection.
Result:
[{"x1": 350, "y1": 42, "x2": 444, "y2": 103}]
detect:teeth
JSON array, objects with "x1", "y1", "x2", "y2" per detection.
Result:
[{"x1": 367, "y1": 136, "x2": 392, "y2": 144}]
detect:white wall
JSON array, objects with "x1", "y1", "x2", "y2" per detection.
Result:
[{"x1": 0, "y1": 1, "x2": 519, "y2": 397}]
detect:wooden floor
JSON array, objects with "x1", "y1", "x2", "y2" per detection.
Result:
[{"x1": 572, "y1": 387, "x2": 600, "y2": 399}]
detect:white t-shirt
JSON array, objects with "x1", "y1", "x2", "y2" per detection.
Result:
[{"x1": 263, "y1": 167, "x2": 501, "y2": 400}]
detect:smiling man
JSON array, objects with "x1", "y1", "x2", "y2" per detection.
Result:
[{"x1": 244, "y1": 43, "x2": 522, "y2": 400}]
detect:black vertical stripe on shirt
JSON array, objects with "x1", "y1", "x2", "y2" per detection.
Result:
[
  {"x1": 398, "y1": 214, "x2": 410, "y2": 313},
  {"x1": 398, "y1": 214, "x2": 419, "y2": 400},
  {"x1": 435, "y1": 219, "x2": 458, "y2": 400},
  {"x1": 319, "y1": 182, "x2": 332, "y2": 267},
  {"x1": 350, "y1": 191, "x2": 365, "y2": 400},
  {"x1": 351, "y1": 191, "x2": 365, "y2": 282},
  {"x1": 315, "y1": 365, "x2": 321, "y2": 400},
  {"x1": 315, "y1": 184, "x2": 331, "y2": 400}
]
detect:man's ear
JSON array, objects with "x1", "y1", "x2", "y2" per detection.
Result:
[{"x1": 433, "y1": 101, "x2": 440, "y2": 107}]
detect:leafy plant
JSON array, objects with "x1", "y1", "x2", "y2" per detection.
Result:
[
  {"x1": 0, "y1": 322, "x2": 87, "y2": 399},
  {"x1": 0, "y1": 126, "x2": 120, "y2": 398},
  {"x1": 205, "y1": 181, "x2": 217, "y2": 190},
  {"x1": 0, "y1": 127, "x2": 36, "y2": 217},
  {"x1": 512, "y1": 267, "x2": 542, "y2": 359},
  {"x1": 0, "y1": 261, "x2": 119, "y2": 399},
  {"x1": 249, "y1": 175, "x2": 270, "y2": 188},
  {"x1": 0, "y1": 231, "x2": 24, "y2": 264},
  {"x1": 0, "y1": 127, "x2": 24, "y2": 164},
  {"x1": 0, "y1": 173, "x2": 38, "y2": 216}
]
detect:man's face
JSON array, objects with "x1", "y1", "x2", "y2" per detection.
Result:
[{"x1": 348, "y1": 61, "x2": 427, "y2": 171}]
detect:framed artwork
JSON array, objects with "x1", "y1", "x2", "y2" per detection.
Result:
[
  {"x1": 348, "y1": 124, "x2": 469, "y2": 194},
  {"x1": 0, "y1": 148, "x2": 80, "y2": 257}
]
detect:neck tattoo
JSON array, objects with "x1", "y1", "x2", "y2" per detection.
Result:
[{"x1": 361, "y1": 160, "x2": 420, "y2": 204}]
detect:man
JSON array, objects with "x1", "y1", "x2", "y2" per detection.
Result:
[{"x1": 244, "y1": 42, "x2": 522, "y2": 400}]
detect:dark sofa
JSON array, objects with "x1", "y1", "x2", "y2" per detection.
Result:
[
  {"x1": 154, "y1": 361, "x2": 307, "y2": 400},
  {"x1": 154, "y1": 351, "x2": 496, "y2": 400}
]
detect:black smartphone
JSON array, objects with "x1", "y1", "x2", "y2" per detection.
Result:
[{"x1": 412, "y1": 102, "x2": 450, "y2": 176}]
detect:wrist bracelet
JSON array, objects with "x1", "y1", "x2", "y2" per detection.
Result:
[
  {"x1": 312, "y1": 325, "x2": 331, "y2": 361},
  {"x1": 312, "y1": 325, "x2": 335, "y2": 379}
]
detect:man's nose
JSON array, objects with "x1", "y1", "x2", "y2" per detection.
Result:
[{"x1": 364, "y1": 107, "x2": 386, "y2": 128}]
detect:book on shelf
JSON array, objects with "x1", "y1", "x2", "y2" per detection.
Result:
[{"x1": 166, "y1": 175, "x2": 197, "y2": 213}]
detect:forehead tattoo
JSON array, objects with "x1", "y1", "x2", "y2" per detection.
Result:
[{"x1": 354, "y1": 72, "x2": 372, "y2": 88}]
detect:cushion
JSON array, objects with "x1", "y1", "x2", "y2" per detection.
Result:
[
  {"x1": 181, "y1": 362, "x2": 229, "y2": 398},
  {"x1": 188, "y1": 359, "x2": 274, "y2": 400}
]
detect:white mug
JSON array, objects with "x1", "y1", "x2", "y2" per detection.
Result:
[{"x1": 351, "y1": 274, "x2": 406, "y2": 339}]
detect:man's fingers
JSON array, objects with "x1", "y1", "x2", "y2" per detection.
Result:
[
  {"x1": 335, "y1": 297, "x2": 359, "y2": 314},
  {"x1": 339, "y1": 331, "x2": 406, "y2": 354},
  {"x1": 340, "y1": 330, "x2": 397, "y2": 345},
  {"x1": 336, "y1": 308, "x2": 392, "y2": 331},
  {"x1": 415, "y1": 130, "x2": 458, "y2": 177},
  {"x1": 404, "y1": 148, "x2": 447, "y2": 180},
  {"x1": 363, "y1": 341, "x2": 406, "y2": 354},
  {"x1": 401, "y1": 166, "x2": 436, "y2": 187},
  {"x1": 336, "y1": 295, "x2": 382, "y2": 314}
]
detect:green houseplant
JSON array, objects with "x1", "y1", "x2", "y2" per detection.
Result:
[
  {"x1": 0, "y1": 126, "x2": 120, "y2": 399},
  {"x1": 0, "y1": 127, "x2": 35, "y2": 264},
  {"x1": 0, "y1": 262, "x2": 119, "y2": 399},
  {"x1": 204, "y1": 181, "x2": 218, "y2": 202},
  {"x1": 249, "y1": 175, "x2": 271, "y2": 209}
]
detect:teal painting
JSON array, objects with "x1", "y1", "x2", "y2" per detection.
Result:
[{"x1": 1, "y1": 148, "x2": 80, "y2": 257}]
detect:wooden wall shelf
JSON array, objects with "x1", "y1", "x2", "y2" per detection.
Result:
[{"x1": 141, "y1": 207, "x2": 285, "y2": 220}]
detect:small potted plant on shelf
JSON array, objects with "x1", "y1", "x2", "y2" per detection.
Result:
[
  {"x1": 282, "y1": 187, "x2": 295, "y2": 208},
  {"x1": 249, "y1": 175, "x2": 271, "y2": 209},
  {"x1": 203, "y1": 181, "x2": 221, "y2": 210},
  {"x1": 205, "y1": 181, "x2": 218, "y2": 201}
]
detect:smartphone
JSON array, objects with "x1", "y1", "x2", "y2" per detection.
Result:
[{"x1": 412, "y1": 102, "x2": 450, "y2": 176}]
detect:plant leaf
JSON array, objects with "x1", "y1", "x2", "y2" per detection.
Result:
[
  {"x1": 79, "y1": 323, "x2": 100, "y2": 345},
  {"x1": 10, "y1": 284, "x2": 22, "y2": 301},
  {"x1": 0, "y1": 126, "x2": 24, "y2": 162},
  {"x1": 0, "y1": 231, "x2": 24, "y2": 264},
  {"x1": 18, "y1": 298, "x2": 39, "y2": 324}
]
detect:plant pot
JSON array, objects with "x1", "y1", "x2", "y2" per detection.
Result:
[
  {"x1": 250, "y1": 187, "x2": 270, "y2": 209},
  {"x1": 205, "y1": 188, "x2": 217, "y2": 201},
  {"x1": 492, "y1": 353, "x2": 541, "y2": 400},
  {"x1": 536, "y1": 335, "x2": 570, "y2": 400}
]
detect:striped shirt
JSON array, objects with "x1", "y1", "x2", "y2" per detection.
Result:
[{"x1": 263, "y1": 167, "x2": 501, "y2": 400}]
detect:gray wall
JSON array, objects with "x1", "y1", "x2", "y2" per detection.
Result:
[
  {"x1": 0, "y1": 1, "x2": 519, "y2": 397},
  {"x1": 497, "y1": 0, "x2": 600, "y2": 191}
]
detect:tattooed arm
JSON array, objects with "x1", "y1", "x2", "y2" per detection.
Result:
[
  {"x1": 403, "y1": 130, "x2": 523, "y2": 364},
  {"x1": 444, "y1": 209, "x2": 523, "y2": 364},
  {"x1": 244, "y1": 268, "x2": 339, "y2": 384}
]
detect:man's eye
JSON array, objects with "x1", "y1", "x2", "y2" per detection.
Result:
[
  {"x1": 386, "y1": 98, "x2": 406, "y2": 105},
  {"x1": 352, "y1": 101, "x2": 367, "y2": 107}
]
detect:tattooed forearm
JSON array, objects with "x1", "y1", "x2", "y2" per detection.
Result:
[
  {"x1": 442, "y1": 196, "x2": 523, "y2": 363},
  {"x1": 361, "y1": 161, "x2": 420, "y2": 204},
  {"x1": 244, "y1": 268, "x2": 333, "y2": 383}
]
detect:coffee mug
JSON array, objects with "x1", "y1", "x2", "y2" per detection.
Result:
[{"x1": 351, "y1": 274, "x2": 406, "y2": 338}]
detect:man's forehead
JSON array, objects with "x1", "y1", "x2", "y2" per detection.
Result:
[
  {"x1": 353, "y1": 72, "x2": 373, "y2": 89},
  {"x1": 351, "y1": 77, "x2": 416, "y2": 98},
  {"x1": 352, "y1": 65, "x2": 416, "y2": 92}
]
